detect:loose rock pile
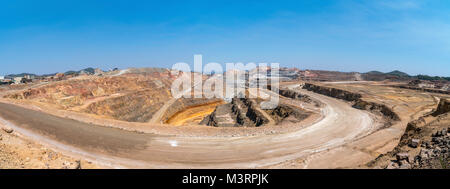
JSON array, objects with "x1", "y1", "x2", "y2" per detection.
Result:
[{"x1": 388, "y1": 128, "x2": 450, "y2": 169}]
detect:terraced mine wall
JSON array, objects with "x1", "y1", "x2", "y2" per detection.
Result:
[
  {"x1": 84, "y1": 89, "x2": 170, "y2": 122},
  {"x1": 302, "y1": 83, "x2": 362, "y2": 101},
  {"x1": 278, "y1": 88, "x2": 312, "y2": 103},
  {"x1": 432, "y1": 98, "x2": 450, "y2": 116},
  {"x1": 393, "y1": 85, "x2": 450, "y2": 95},
  {"x1": 303, "y1": 83, "x2": 400, "y2": 121},
  {"x1": 202, "y1": 96, "x2": 312, "y2": 127},
  {"x1": 202, "y1": 98, "x2": 270, "y2": 127},
  {"x1": 265, "y1": 104, "x2": 311, "y2": 123},
  {"x1": 239, "y1": 98, "x2": 271, "y2": 126},
  {"x1": 161, "y1": 97, "x2": 223, "y2": 123}
]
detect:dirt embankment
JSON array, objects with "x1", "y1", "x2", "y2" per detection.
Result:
[
  {"x1": 367, "y1": 98, "x2": 450, "y2": 169},
  {"x1": 202, "y1": 98, "x2": 270, "y2": 127},
  {"x1": 84, "y1": 89, "x2": 171, "y2": 122},
  {"x1": 393, "y1": 85, "x2": 450, "y2": 95},
  {"x1": 432, "y1": 98, "x2": 450, "y2": 116},
  {"x1": 4, "y1": 75, "x2": 175, "y2": 123},
  {"x1": 202, "y1": 95, "x2": 312, "y2": 127},
  {"x1": 303, "y1": 83, "x2": 400, "y2": 123}
]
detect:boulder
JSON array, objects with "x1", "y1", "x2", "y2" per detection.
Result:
[
  {"x1": 409, "y1": 139, "x2": 420, "y2": 148},
  {"x1": 396, "y1": 152, "x2": 410, "y2": 162},
  {"x1": 2, "y1": 127, "x2": 13, "y2": 134}
]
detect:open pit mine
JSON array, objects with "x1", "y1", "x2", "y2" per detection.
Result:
[{"x1": 0, "y1": 67, "x2": 449, "y2": 169}]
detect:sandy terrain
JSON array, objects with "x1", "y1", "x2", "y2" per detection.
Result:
[
  {"x1": 0, "y1": 86, "x2": 382, "y2": 168},
  {"x1": 1, "y1": 78, "x2": 446, "y2": 169},
  {"x1": 0, "y1": 122, "x2": 100, "y2": 169}
]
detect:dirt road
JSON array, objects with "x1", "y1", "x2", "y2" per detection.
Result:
[{"x1": 0, "y1": 89, "x2": 378, "y2": 168}]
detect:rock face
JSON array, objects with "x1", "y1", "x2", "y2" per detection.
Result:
[
  {"x1": 202, "y1": 95, "x2": 312, "y2": 127},
  {"x1": 201, "y1": 103, "x2": 237, "y2": 127},
  {"x1": 6, "y1": 74, "x2": 177, "y2": 123},
  {"x1": 265, "y1": 104, "x2": 311, "y2": 123},
  {"x1": 202, "y1": 98, "x2": 271, "y2": 127},
  {"x1": 303, "y1": 83, "x2": 361, "y2": 101},
  {"x1": 2, "y1": 127, "x2": 13, "y2": 134},
  {"x1": 394, "y1": 85, "x2": 450, "y2": 95},
  {"x1": 409, "y1": 139, "x2": 420, "y2": 148},
  {"x1": 353, "y1": 100, "x2": 400, "y2": 121},
  {"x1": 84, "y1": 89, "x2": 170, "y2": 122},
  {"x1": 414, "y1": 128, "x2": 449, "y2": 169},
  {"x1": 278, "y1": 89, "x2": 312, "y2": 102},
  {"x1": 432, "y1": 98, "x2": 450, "y2": 116},
  {"x1": 386, "y1": 128, "x2": 450, "y2": 169}
]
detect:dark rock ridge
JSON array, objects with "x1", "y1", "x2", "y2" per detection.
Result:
[
  {"x1": 200, "y1": 103, "x2": 236, "y2": 127},
  {"x1": 202, "y1": 98, "x2": 270, "y2": 127},
  {"x1": 393, "y1": 85, "x2": 450, "y2": 95},
  {"x1": 265, "y1": 104, "x2": 311, "y2": 123},
  {"x1": 85, "y1": 89, "x2": 167, "y2": 122},
  {"x1": 303, "y1": 83, "x2": 400, "y2": 122},
  {"x1": 432, "y1": 98, "x2": 450, "y2": 117},
  {"x1": 353, "y1": 100, "x2": 400, "y2": 121},
  {"x1": 202, "y1": 95, "x2": 312, "y2": 127},
  {"x1": 278, "y1": 88, "x2": 312, "y2": 103},
  {"x1": 368, "y1": 105, "x2": 450, "y2": 169},
  {"x1": 303, "y1": 83, "x2": 361, "y2": 101}
]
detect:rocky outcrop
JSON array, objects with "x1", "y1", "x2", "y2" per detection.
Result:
[
  {"x1": 84, "y1": 89, "x2": 169, "y2": 122},
  {"x1": 394, "y1": 85, "x2": 450, "y2": 95},
  {"x1": 265, "y1": 104, "x2": 311, "y2": 123},
  {"x1": 353, "y1": 100, "x2": 400, "y2": 121},
  {"x1": 386, "y1": 127, "x2": 449, "y2": 169},
  {"x1": 303, "y1": 83, "x2": 400, "y2": 122},
  {"x1": 202, "y1": 97, "x2": 272, "y2": 127},
  {"x1": 201, "y1": 103, "x2": 237, "y2": 127},
  {"x1": 278, "y1": 88, "x2": 312, "y2": 102},
  {"x1": 368, "y1": 103, "x2": 450, "y2": 169},
  {"x1": 241, "y1": 98, "x2": 270, "y2": 126},
  {"x1": 303, "y1": 83, "x2": 361, "y2": 101},
  {"x1": 432, "y1": 98, "x2": 450, "y2": 116},
  {"x1": 202, "y1": 95, "x2": 312, "y2": 127}
]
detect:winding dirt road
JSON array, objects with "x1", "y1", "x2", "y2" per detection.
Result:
[{"x1": 0, "y1": 89, "x2": 379, "y2": 168}]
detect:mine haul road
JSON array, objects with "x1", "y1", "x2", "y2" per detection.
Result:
[{"x1": 0, "y1": 89, "x2": 377, "y2": 168}]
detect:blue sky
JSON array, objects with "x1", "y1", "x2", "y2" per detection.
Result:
[{"x1": 1, "y1": 0, "x2": 449, "y2": 76}]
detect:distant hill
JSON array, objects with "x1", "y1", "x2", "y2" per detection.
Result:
[
  {"x1": 64, "y1": 67, "x2": 96, "y2": 75},
  {"x1": 4, "y1": 67, "x2": 101, "y2": 78},
  {"x1": 362, "y1": 70, "x2": 412, "y2": 81},
  {"x1": 386, "y1": 70, "x2": 410, "y2": 77},
  {"x1": 6, "y1": 73, "x2": 37, "y2": 78},
  {"x1": 365, "y1": 71, "x2": 384, "y2": 75}
]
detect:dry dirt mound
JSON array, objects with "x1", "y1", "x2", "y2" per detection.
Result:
[
  {"x1": 163, "y1": 98, "x2": 225, "y2": 126},
  {"x1": 432, "y1": 98, "x2": 450, "y2": 116},
  {"x1": 5, "y1": 74, "x2": 175, "y2": 122}
]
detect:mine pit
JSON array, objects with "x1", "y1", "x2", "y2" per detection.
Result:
[{"x1": 165, "y1": 101, "x2": 225, "y2": 126}]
